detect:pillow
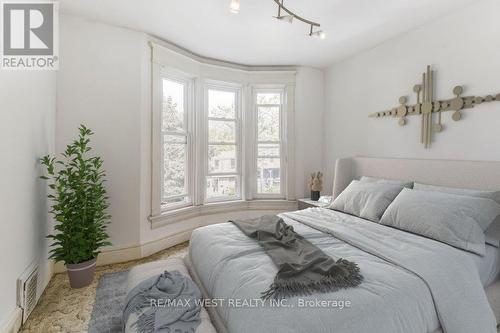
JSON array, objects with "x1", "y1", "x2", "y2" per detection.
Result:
[
  {"x1": 329, "y1": 180, "x2": 405, "y2": 222},
  {"x1": 380, "y1": 189, "x2": 500, "y2": 256},
  {"x1": 413, "y1": 183, "x2": 500, "y2": 204},
  {"x1": 360, "y1": 176, "x2": 413, "y2": 189},
  {"x1": 414, "y1": 183, "x2": 500, "y2": 246}
]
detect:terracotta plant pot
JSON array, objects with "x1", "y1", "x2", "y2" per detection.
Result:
[{"x1": 66, "y1": 258, "x2": 97, "y2": 288}]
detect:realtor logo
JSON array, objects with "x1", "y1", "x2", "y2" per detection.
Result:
[{"x1": 1, "y1": 1, "x2": 59, "y2": 70}]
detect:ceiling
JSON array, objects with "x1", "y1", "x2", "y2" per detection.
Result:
[{"x1": 59, "y1": 0, "x2": 477, "y2": 68}]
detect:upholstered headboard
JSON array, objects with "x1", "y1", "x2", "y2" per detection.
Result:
[{"x1": 333, "y1": 157, "x2": 500, "y2": 198}]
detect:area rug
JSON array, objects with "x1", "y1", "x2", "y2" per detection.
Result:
[{"x1": 88, "y1": 270, "x2": 129, "y2": 333}]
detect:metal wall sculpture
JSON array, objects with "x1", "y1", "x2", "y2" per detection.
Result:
[{"x1": 369, "y1": 65, "x2": 500, "y2": 148}]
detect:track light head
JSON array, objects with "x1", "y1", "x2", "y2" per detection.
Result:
[
  {"x1": 275, "y1": 14, "x2": 294, "y2": 23},
  {"x1": 314, "y1": 31, "x2": 326, "y2": 39},
  {"x1": 230, "y1": 0, "x2": 240, "y2": 14},
  {"x1": 309, "y1": 27, "x2": 326, "y2": 39}
]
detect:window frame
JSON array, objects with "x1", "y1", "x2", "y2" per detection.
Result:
[
  {"x1": 203, "y1": 82, "x2": 243, "y2": 203},
  {"x1": 251, "y1": 87, "x2": 287, "y2": 199},
  {"x1": 152, "y1": 66, "x2": 196, "y2": 214}
]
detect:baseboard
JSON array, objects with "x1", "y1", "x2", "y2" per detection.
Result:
[
  {"x1": 53, "y1": 229, "x2": 191, "y2": 273},
  {"x1": 42, "y1": 259, "x2": 54, "y2": 291},
  {"x1": 0, "y1": 307, "x2": 22, "y2": 333},
  {"x1": 141, "y1": 229, "x2": 192, "y2": 257}
]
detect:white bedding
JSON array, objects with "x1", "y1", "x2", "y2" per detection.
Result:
[{"x1": 189, "y1": 208, "x2": 497, "y2": 333}]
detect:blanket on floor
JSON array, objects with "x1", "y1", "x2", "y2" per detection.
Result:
[
  {"x1": 122, "y1": 270, "x2": 202, "y2": 333},
  {"x1": 230, "y1": 215, "x2": 363, "y2": 299}
]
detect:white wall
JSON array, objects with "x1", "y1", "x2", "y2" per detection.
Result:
[
  {"x1": 295, "y1": 67, "x2": 324, "y2": 198},
  {"x1": 58, "y1": 15, "x2": 145, "y2": 247},
  {"x1": 0, "y1": 71, "x2": 56, "y2": 328},
  {"x1": 58, "y1": 15, "x2": 325, "y2": 252},
  {"x1": 323, "y1": 0, "x2": 500, "y2": 193}
]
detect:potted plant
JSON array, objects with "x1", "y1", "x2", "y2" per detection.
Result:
[{"x1": 41, "y1": 125, "x2": 111, "y2": 288}]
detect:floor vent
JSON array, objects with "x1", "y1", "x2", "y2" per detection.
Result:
[{"x1": 17, "y1": 263, "x2": 39, "y2": 324}]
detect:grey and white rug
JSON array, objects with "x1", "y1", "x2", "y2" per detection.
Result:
[{"x1": 88, "y1": 270, "x2": 129, "y2": 333}]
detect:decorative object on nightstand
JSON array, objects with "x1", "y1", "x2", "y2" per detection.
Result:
[
  {"x1": 298, "y1": 197, "x2": 331, "y2": 210},
  {"x1": 307, "y1": 171, "x2": 323, "y2": 201}
]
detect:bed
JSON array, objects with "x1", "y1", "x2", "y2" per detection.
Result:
[{"x1": 185, "y1": 157, "x2": 500, "y2": 333}]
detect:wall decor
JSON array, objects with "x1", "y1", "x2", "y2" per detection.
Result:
[{"x1": 369, "y1": 65, "x2": 500, "y2": 148}]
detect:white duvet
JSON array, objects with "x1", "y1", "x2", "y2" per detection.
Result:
[{"x1": 188, "y1": 208, "x2": 497, "y2": 333}]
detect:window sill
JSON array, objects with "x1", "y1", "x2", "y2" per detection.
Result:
[{"x1": 149, "y1": 199, "x2": 297, "y2": 229}]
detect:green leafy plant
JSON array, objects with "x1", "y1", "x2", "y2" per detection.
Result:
[{"x1": 41, "y1": 125, "x2": 111, "y2": 265}]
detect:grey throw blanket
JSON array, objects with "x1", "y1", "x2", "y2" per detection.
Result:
[
  {"x1": 231, "y1": 215, "x2": 363, "y2": 299},
  {"x1": 122, "y1": 270, "x2": 202, "y2": 333}
]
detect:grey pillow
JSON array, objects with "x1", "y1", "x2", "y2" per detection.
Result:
[
  {"x1": 380, "y1": 189, "x2": 500, "y2": 256},
  {"x1": 329, "y1": 180, "x2": 405, "y2": 222},
  {"x1": 414, "y1": 183, "x2": 500, "y2": 246},
  {"x1": 360, "y1": 176, "x2": 413, "y2": 189}
]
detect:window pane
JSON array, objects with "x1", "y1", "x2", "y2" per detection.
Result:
[
  {"x1": 257, "y1": 106, "x2": 280, "y2": 141},
  {"x1": 208, "y1": 145, "x2": 237, "y2": 173},
  {"x1": 258, "y1": 144, "x2": 280, "y2": 157},
  {"x1": 162, "y1": 79, "x2": 185, "y2": 131},
  {"x1": 257, "y1": 93, "x2": 281, "y2": 105},
  {"x1": 208, "y1": 89, "x2": 235, "y2": 119},
  {"x1": 206, "y1": 176, "x2": 237, "y2": 199},
  {"x1": 164, "y1": 135, "x2": 186, "y2": 144},
  {"x1": 257, "y1": 158, "x2": 281, "y2": 194},
  {"x1": 163, "y1": 135, "x2": 187, "y2": 199},
  {"x1": 208, "y1": 120, "x2": 236, "y2": 143}
]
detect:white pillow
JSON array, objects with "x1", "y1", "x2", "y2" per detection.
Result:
[
  {"x1": 329, "y1": 180, "x2": 405, "y2": 222},
  {"x1": 380, "y1": 189, "x2": 500, "y2": 256}
]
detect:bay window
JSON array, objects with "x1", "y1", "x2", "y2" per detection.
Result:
[{"x1": 151, "y1": 60, "x2": 294, "y2": 221}]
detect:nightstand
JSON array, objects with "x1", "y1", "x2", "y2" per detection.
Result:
[{"x1": 297, "y1": 198, "x2": 330, "y2": 210}]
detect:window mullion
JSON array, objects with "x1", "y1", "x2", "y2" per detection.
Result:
[
  {"x1": 207, "y1": 172, "x2": 239, "y2": 176},
  {"x1": 256, "y1": 104, "x2": 280, "y2": 107},
  {"x1": 208, "y1": 142, "x2": 236, "y2": 145},
  {"x1": 163, "y1": 130, "x2": 188, "y2": 136},
  {"x1": 208, "y1": 117, "x2": 236, "y2": 122}
]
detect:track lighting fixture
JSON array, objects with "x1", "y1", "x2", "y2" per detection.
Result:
[
  {"x1": 232, "y1": 0, "x2": 324, "y2": 39},
  {"x1": 230, "y1": 0, "x2": 240, "y2": 14},
  {"x1": 272, "y1": 0, "x2": 324, "y2": 39}
]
